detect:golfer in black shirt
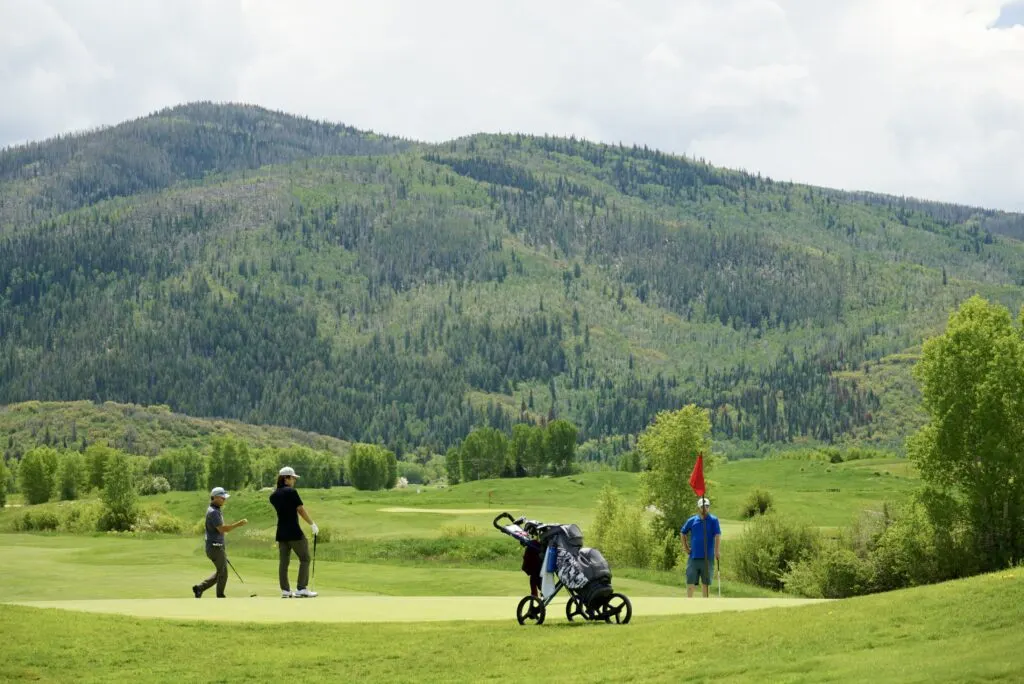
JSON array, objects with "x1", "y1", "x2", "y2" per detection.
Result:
[{"x1": 270, "y1": 466, "x2": 319, "y2": 598}]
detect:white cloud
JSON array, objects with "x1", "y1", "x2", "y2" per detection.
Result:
[{"x1": 0, "y1": 0, "x2": 1022, "y2": 211}]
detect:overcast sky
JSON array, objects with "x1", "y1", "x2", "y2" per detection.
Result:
[{"x1": 2, "y1": 0, "x2": 1023, "y2": 211}]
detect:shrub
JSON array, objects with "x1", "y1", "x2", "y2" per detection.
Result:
[
  {"x1": 98, "y1": 452, "x2": 139, "y2": 532},
  {"x1": 58, "y1": 451, "x2": 88, "y2": 501},
  {"x1": 132, "y1": 510, "x2": 188, "y2": 535},
  {"x1": 864, "y1": 493, "x2": 974, "y2": 591},
  {"x1": 783, "y1": 542, "x2": 872, "y2": 598},
  {"x1": 603, "y1": 504, "x2": 656, "y2": 569},
  {"x1": 0, "y1": 458, "x2": 8, "y2": 508},
  {"x1": 740, "y1": 489, "x2": 775, "y2": 519},
  {"x1": 618, "y1": 450, "x2": 642, "y2": 472},
  {"x1": 398, "y1": 461, "x2": 426, "y2": 485},
  {"x1": 138, "y1": 476, "x2": 172, "y2": 496},
  {"x1": 591, "y1": 484, "x2": 622, "y2": 549},
  {"x1": 59, "y1": 502, "x2": 103, "y2": 533},
  {"x1": 439, "y1": 524, "x2": 485, "y2": 539},
  {"x1": 17, "y1": 509, "x2": 61, "y2": 531},
  {"x1": 311, "y1": 524, "x2": 335, "y2": 543},
  {"x1": 732, "y1": 513, "x2": 820, "y2": 590},
  {"x1": 19, "y1": 447, "x2": 59, "y2": 504}
]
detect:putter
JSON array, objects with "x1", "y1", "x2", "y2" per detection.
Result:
[
  {"x1": 226, "y1": 556, "x2": 258, "y2": 597},
  {"x1": 311, "y1": 532, "x2": 317, "y2": 590}
]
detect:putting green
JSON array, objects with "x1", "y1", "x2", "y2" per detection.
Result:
[
  {"x1": 6, "y1": 596, "x2": 827, "y2": 623},
  {"x1": 378, "y1": 507, "x2": 499, "y2": 514}
]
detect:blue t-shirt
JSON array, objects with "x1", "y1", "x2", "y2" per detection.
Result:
[{"x1": 680, "y1": 514, "x2": 721, "y2": 559}]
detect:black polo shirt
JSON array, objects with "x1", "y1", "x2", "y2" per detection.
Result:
[{"x1": 269, "y1": 485, "x2": 305, "y2": 542}]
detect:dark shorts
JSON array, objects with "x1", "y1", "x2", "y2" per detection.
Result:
[{"x1": 686, "y1": 557, "x2": 714, "y2": 586}]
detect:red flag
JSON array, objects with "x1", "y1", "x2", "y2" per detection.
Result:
[{"x1": 689, "y1": 453, "x2": 706, "y2": 497}]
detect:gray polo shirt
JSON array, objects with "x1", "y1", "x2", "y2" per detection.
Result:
[{"x1": 205, "y1": 504, "x2": 225, "y2": 547}]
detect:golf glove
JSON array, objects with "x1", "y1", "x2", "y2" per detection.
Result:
[{"x1": 311, "y1": 522, "x2": 319, "y2": 536}]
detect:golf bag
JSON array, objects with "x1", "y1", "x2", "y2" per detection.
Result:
[{"x1": 538, "y1": 523, "x2": 614, "y2": 610}]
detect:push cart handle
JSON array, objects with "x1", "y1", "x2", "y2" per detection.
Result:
[{"x1": 493, "y1": 512, "x2": 515, "y2": 530}]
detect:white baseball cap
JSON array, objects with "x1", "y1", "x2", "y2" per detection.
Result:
[
  {"x1": 697, "y1": 497, "x2": 711, "y2": 508},
  {"x1": 210, "y1": 487, "x2": 230, "y2": 499},
  {"x1": 279, "y1": 466, "x2": 300, "y2": 478}
]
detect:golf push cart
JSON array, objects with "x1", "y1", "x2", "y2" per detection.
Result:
[{"x1": 493, "y1": 512, "x2": 632, "y2": 625}]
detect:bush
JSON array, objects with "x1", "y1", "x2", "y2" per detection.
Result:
[
  {"x1": 864, "y1": 494, "x2": 974, "y2": 591},
  {"x1": 740, "y1": 489, "x2": 774, "y2": 519},
  {"x1": 311, "y1": 524, "x2": 335, "y2": 543},
  {"x1": 603, "y1": 504, "x2": 656, "y2": 569},
  {"x1": 138, "y1": 476, "x2": 172, "y2": 496},
  {"x1": 439, "y1": 524, "x2": 485, "y2": 539},
  {"x1": 348, "y1": 444, "x2": 394, "y2": 491},
  {"x1": 19, "y1": 447, "x2": 59, "y2": 504},
  {"x1": 783, "y1": 542, "x2": 872, "y2": 598},
  {"x1": 132, "y1": 510, "x2": 188, "y2": 535},
  {"x1": 58, "y1": 451, "x2": 88, "y2": 501},
  {"x1": 98, "y1": 452, "x2": 139, "y2": 532},
  {"x1": 732, "y1": 513, "x2": 820, "y2": 590},
  {"x1": 398, "y1": 461, "x2": 426, "y2": 485},
  {"x1": 591, "y1": 484, "x2": 622, "y2": 550},
  {"x1": 59, "y1": 502, "x2": 103, "y2": 533},
  {"x1": 16, "y1": 509, "x2": 61, "y2": 531},
  {"x1": 618, "y1": 450, "x2": 642, "y2": 472},
  {"x1": 0, "y1": 458, "x2": 8, "y2": 508}
]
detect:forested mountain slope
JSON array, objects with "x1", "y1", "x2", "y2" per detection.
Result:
[{"x1": 2, "y1": 102, "x2": 1022, "y2": 456}]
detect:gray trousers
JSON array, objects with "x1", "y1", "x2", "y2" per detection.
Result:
[
  {"x1": 278, "y1": 539, "x2": 310, "y2": 591},
  {"x1": 199, "y1": 545, "x2": 228, "y2": 597}
]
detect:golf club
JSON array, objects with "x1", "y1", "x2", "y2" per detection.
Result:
[
  {"x1": 311, "y1": 532, "x2": 317, "y2": 590},
  {"x1": 226, "y1": 556, "x2": 258, "y2": 597}
]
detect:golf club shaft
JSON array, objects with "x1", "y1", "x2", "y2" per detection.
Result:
[{"x1": 226, "y1": 556, "x2": 244, "y2": 584}]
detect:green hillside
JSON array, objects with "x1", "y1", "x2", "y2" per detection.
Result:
[
  {"x1": 0, "y1": 400, "x2": 350, "y2": 458},
  {"x1": 3, "y1": 102, "x2": 1024, "y2": 455}
]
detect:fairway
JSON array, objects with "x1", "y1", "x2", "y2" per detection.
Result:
[{"x1": 5, "y1": 595, "x2": 826, "y2": 623}]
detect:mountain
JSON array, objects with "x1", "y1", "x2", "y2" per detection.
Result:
[{"x1": 2, "y1": 101, "x2": 1023, "y2": 459}]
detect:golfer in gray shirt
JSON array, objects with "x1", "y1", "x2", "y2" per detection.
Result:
[{"x1": 192, "y1": 487, "x2": 247, "y2": 598}]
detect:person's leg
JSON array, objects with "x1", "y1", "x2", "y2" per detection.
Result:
[
  {"x1": 279, "y1": 541, "x2": 292, "y2": 592},
  {"x1": 196, "y1": 546, "x2": 221, "y2": 596},
  {"x1": 701, "y1": 559, "x2": 714, "y2": 598},
  {"x1": 295, "y1": 538, "x2": 311, "y2": 590},
  {"x1": 685, "y1": 558, "x2": 698, "y2": 598},
  {"x1": 213, "y1": 547, "x2": 229, "y2": 597}
]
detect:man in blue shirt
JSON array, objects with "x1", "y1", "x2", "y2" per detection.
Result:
[{"x1": 680, "y1": 497, "x2": 721, "y2": 597}]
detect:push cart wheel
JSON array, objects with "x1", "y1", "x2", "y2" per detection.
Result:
[
  {"x1": 602, "y1": 593, "x2": 632, "y2": 624},
  {"x1": 516, "y1": 596, "x2": 546, "y2": 625},
  {"x1": 565, "y1": 595, "x2": 585, "y2": 622}
]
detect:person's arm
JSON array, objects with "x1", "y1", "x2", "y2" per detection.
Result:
[
  {"x1": 714, "y1": 533, "x2": 721, "y2": 560},
  {"x1": 680, "y1": 532, "x2": 690, "y2": 555},
  {"x1": 297, "y1": 505, "x2": 318, "y2": 535},
  {"x1": 216, "y1": 518, "x2": 248, "y2": 534}
]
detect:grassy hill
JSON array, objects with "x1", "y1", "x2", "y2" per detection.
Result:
[
  {"x1": 0, "y1": 399, "x2": 350, "y2": 458},
  {"x1": 3, "y1": 102, "x2": 1024, "y2": 456}
]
